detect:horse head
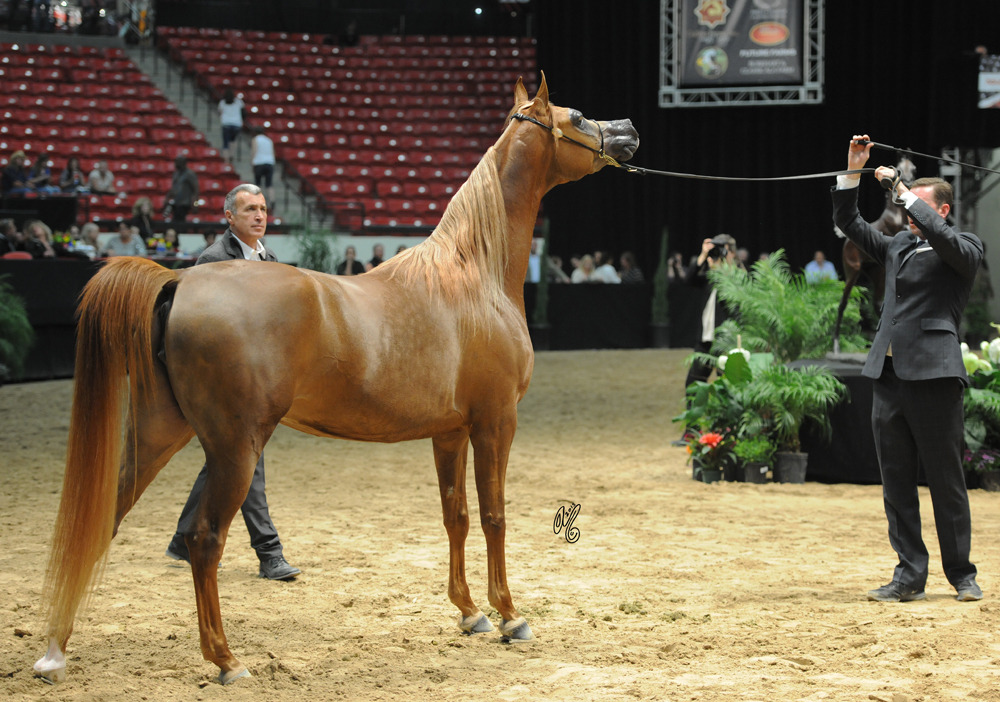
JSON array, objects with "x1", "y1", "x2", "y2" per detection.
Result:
[{"x1": 505, "y1": 72, "x2": 639, "y2": 189}]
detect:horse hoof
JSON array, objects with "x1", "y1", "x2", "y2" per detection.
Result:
[
  {"x1": 218, "y1": 666, "x2": 251, "y2": 685},
  {"x1": 34, "y1": 638, "x2": 67, "y2": 684},
  {"x1": 499, "y1": 617, "x2": 534, "y2": 642},
  {"x1": 459, "y1": 612, "x2": 494, "y2": 635}
]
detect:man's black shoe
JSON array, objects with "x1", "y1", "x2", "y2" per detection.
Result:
[
  {"x1": 956, "y1": 579, "x2": 983, "y2": 602},
  {"x1": 165, "y1": 545, "x2": 189, "y2": 563},
  {"x1": 259, "y1": 556, "x2": 301, "y2": 581},
  {"x1": 867, "y1": 581, "x2": 925, "y2": 602}
]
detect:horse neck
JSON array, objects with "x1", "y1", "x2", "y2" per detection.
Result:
[{"x1": 493, "y1": 142, "x2": 549, "y2": 305}]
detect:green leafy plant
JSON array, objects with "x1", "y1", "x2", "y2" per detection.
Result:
[
  {"x1": 0, "y1": 275, "x2": 35, "y2": 381},
  {"x1": 741, "y1": 363, "x2": 847, "y2": 452},
  {"x1": 733, "y1": 435, "x2": 776, "y2": 465},
  {"x1": 963, "y1": 366, "x2": 1000, "y2": 452},
  {"x1": 684, "y1": 428, "x2": 736, "y2": 474},
  {"x1": 294, "y1": 227, "x2": 338, "y2": 273},
  {"x1": 708, "y1": 250, "x2": 867, "y2": 363}
]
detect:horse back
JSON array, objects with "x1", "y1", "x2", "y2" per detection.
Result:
[{"x1": 165, "y1": 262, "x2": 533, "y2": 442}]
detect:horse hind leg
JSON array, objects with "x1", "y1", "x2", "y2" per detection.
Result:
[
  {"x1": 186, "y1": 443, "x2": 265, "y2": 684},
  {"x1": 471, "y1": 419, "x2": 534, "y2": 642},
  {"x1": 115, "y1": 366, "x2": 196, "y2": 531},
  {"x1": 433, "y1": 433, "x2": 493, "y2": 635}
]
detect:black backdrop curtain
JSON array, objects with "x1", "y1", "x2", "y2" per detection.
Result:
[{"x1": 534, "y1": 1, "x2": 1000, "y2": 277}]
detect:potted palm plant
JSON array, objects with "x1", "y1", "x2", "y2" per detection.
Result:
[
  {"x1": 741, "y1": 363, "x2": 847, "y2": 483},
  {"x1": 0, "y1": 275, "x2": 35, "y2": 384},
  {"x1": 707, "y1": 250, "x2": 867, "y2": 362}
]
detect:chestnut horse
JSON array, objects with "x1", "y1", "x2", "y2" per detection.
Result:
[{"x1": 33, "y1": 75, "x2": 638, "y2": 685}]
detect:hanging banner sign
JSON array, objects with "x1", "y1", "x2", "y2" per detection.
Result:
[
  {"x1": 979, "y1": 54, "x2": 1000, "y2": 109},
  {"x1": 679, "y1": 0, "x2": 803, "y2": 87}
]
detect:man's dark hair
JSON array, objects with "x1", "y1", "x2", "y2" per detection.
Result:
[{"x1": 910, "y1": 177, "x2": 953, "y2": 208}]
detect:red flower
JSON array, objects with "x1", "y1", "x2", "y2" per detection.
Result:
[{"x1": 698, "y1": 432, "x2": 723, "y2": 449}]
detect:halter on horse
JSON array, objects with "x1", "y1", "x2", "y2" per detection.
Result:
[{"x1": 34, "y1": 74, "x2": 639, "y2": 685}]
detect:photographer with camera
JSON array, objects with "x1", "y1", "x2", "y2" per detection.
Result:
[
  {"x1": 684, "y1": 233, "x2": 739, "y2": 385},
  {"x1": 671, "y1": 234, "x2": 741, "y2": 445}
]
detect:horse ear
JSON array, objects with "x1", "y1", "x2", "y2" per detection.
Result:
[
  {"x1": 534, "y1": 71, "x2": 549, "y2": 108},
  {"x1": 514, "y1": 77, "x2": 528, "y2": 106}
]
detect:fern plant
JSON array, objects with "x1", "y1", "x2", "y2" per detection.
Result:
[
  {"x1": 0, "y1": 275, "x2": 35, "y2": 381},
  {"x1": 741, "y1": 362, "x2": 847, "y2": 452},
  {"x1": 708, "y1": 250, "x2": 867, "y2": 363}
]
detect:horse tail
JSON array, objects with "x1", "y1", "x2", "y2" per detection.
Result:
[{"x1": 42, "y1": 257, "x2": 179, "y2": 646}]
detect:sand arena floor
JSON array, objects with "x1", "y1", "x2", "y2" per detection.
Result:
[{"x1": 1, "y1": 348, "x2": 999, "y2": 701}]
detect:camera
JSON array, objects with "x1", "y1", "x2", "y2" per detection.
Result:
[{"x1": 707, "y1": 235, "x2": 733, "y2": 261}]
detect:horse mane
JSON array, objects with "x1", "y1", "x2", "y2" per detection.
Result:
[{"x1": 380, "y1": 146, "x2": 512, "y2": 329}]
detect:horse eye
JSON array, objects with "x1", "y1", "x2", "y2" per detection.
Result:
[{"x1": 570, "y1": 111, "x2": 584, "y2": 127}]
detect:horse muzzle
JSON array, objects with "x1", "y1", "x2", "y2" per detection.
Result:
[{"x1": 599, "y1": 119, "x2": 639, "y2": 163}]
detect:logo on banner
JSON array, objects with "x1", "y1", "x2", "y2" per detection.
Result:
[
  {"x1": 695, "y1": 47, "x2": 729, "y2": 79},
  {"x1": 694, "y1": 0, "x2": 731, "y2": 29},
  {"x1": 749, "y1": 22, "x2": 790, "y2": 46}
]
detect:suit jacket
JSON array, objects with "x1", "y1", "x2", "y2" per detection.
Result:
[
  {"x1": 195, "y1": 228, "x2": 277, "y2": 265},
  {"x1": 832, "y1": 187, "x2": 983, "y2": 383}
]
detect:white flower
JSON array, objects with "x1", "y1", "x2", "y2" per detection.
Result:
[
  {"x1": 961, "y1": 342, "x2": 970, "y2": 354},
  {"x1": 989, "y1": 338, "x2": 1000, "y2": 366},
  {"x1": 717, "y1": 355, "x2": 728, "y2": 371}
]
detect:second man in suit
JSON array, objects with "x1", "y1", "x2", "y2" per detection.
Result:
[
  {"x1": 834, "y1": 135, "x2": 983, "y2": 604},
  {"x1": 165, "y1": 183, "x2": 300, "y2": 581}
]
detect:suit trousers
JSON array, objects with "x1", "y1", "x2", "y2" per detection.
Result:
[
  {"x1": 170, "y1": 453, "x2": 283, "y2": 561},
  {"x1": 871, "y1": 358, "x2": 976, "y2": 589}
]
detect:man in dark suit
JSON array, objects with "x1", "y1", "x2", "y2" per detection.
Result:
[
  {"x1": 165, "y1": 183, "x2": 300, "y2": 581},
  {"x1": 834, "y1": 135, "x2": 983, "y2": 603}
]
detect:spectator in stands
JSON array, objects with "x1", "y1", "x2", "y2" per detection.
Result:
[
  {"x1": 395, "y1": 244, "x2": 407, "y2": 255},
  {"x1": 547, "y1": 255, "x2": 571, "y2": 283},
  {"x1": 22, "y1": 219, "x2": 57, "y2": 259},
  {"x1": 164, "y1": 227, "x2": 181, "y2": 255},
  {"x1": 191, "y1": 230, "x2": 218, "y2": 257},
  {"x1": 804, "y1": 249, "x2": 838, "y2": 283},
  {"x1": 366, "y1": 243, "x2": 385, "y2": 271},
  {"x1": 130, "y1": 196, "x2": 155, "y2": 240},
  {"x1": 0, "y1": 218, "x2": 23, "y2": 254},
  {"x1": 594, "y1": 250, "x2": 621, "y2": 283},
  {"x1": 667, "y1": 251, "x2": 687, "y2": 284},
  {"x1": 27, "y1": 154, "x2": 60, "y2": 194},
  {"x1": 250, "y1": 126, "x2": 275, "y2": 208},
  {"x1": 102, "y1": 221, "x2": 147, "y2": 257},
  {"x1": 2, "y1": 151, "x2": 30, "y2": 196},
  {"x1": 571, "y1": 254, "x2": 601, "y2": 283},
  {"x1": 619, "y1": 251, "x2": 645, "y2": 283},
  {"x1": 339, "y1": 19, "x2": 360, "y2": 47},
  {"x1": 218, "y1": 88, "x2": 245, "y2": 165},
  {"x1": 59, "y1": 156, "x2": 89, "y2": 193},
  {"x1": 336, "y1": 245, "x2": 365, "y2": 275},
  {"x1": 74, "y1": 222, "x2": 102, "y2": 260},
  {"x1": 87, "y1": 160, "x2": 117, "y2": 195},
  {"x1": 165, "y1": 155, "x2": 199, "y2": 224}
]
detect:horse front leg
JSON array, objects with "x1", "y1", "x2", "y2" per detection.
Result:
[
  {"x1": 187, "y1": 448, "x2": 258, "y2": 684},
  {"x1": 471, "y1": 416, "x2": 533, "y2": 642},
  {"x1": 433, "y1": 432, "x2": 493, "y2": 635}
]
